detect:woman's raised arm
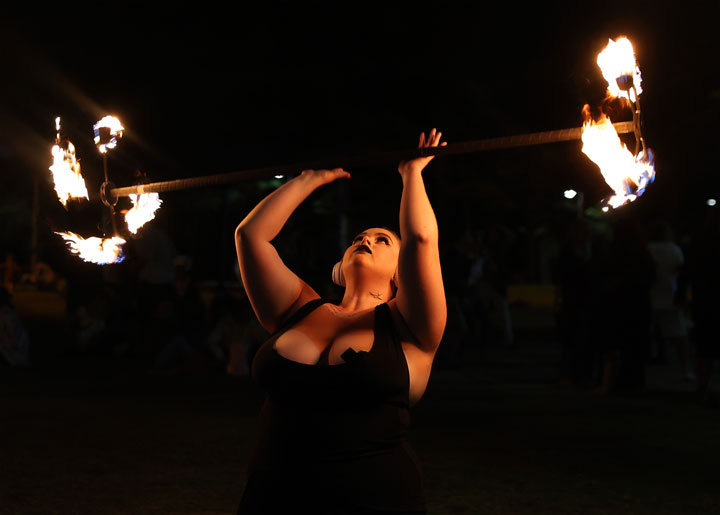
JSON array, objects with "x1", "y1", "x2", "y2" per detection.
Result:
[
  {"x1": 235, "y1": 168, "x2": 350, "y2": 333},
  {"x1": 394, "y1": 129, "x2": 447, "y2": 352}
]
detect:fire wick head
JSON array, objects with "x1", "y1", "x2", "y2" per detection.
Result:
[
  {"x1": 615, "y1": 74, "x2": 634, "y2": 92},
  {"x1": 94, "y1": 127, "x2": 112, "y2": 153},
  {"x1": 93, "y1": 116, "x2": 124, "y2": 154}
]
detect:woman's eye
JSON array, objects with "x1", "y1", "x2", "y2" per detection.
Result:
[{"x1": 378, "y1": 237, "x2": 389, "y2": 244}]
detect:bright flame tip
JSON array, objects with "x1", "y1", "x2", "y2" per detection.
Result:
[
  {"x1": 125, "y1": 192, "x2": 163, "y2": 234},
  {"x1": 56, "y1": 231, "x2": 126, "y2": 265}
]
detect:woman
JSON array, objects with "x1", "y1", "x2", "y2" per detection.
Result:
[{"x1": 235, "y1": 129, "x2": 447, "y2": 514}]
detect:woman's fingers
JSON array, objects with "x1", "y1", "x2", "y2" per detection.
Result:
[
  {"x1": 418, "y1": 129, "x2": 444, "y2": 149},
  {"x1": 401, "y1": 129, "x2": 446, "y2": 175},
  {"x1": 431, "y1": 130, "x2": 442, "y2": 147},
  {"x1": 301, "y1": 168, "x2": 350, "y2": 184},
  {"x1": 324, "y1": 168, "x2": 351, "y2": 181},
  {"x1": 332, "y1": 168, "x2": 351, "y2": 179}
]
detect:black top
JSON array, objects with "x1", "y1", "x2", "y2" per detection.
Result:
[{"x1": 238, "y1": 299, "x2": 426, "y2": 514}]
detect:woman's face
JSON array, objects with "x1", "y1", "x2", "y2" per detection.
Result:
[{"x1": 342, "y1": 228, "x2": 400, "y2": 282}]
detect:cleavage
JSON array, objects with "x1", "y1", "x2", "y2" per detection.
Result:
[{"x1": 273, "y1": 306, "x2": 375, "y2": 365}]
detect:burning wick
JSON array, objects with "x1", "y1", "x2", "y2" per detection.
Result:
[
  {"x1": 49, "y1": 117, "x2": 89, "y2": 206},
  {"x1": 581, "y1": 36, "x2": 654, "y2": 210},
  {"x1": 597, "y1": 37, "x2": 642, "y2": 103},
  {"x1": 581, "y1": 112, "x2": 654, "y2": 210},
  {"x1": 93, "y1": 116, "x2": 124, "y2": 154},
  {"x1": 56, "y1": 232, "x2": 126, "y2": 265},
  {"x1": 125, "y1": 192, "x2": 162, "y2": 234}
]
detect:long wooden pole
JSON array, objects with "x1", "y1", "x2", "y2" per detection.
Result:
[{"x1": 111, "y1": 121, "x2": 634, "y2": 198}]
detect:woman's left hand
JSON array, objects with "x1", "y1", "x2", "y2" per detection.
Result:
[{"x1": 398, "y1": 128, "x2": 447, "y2": 176}]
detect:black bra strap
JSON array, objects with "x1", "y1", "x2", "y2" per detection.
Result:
[{"x1": 270, "y1": 298, "x2": 328, "y2": 337}]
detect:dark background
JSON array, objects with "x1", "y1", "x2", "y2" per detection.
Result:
[
  {"x1": 1, "y1": 1, "x2": 718, "y2": 283},
  {"x1": 2, "y1": 5, "x2": 720, "y2": 514}
]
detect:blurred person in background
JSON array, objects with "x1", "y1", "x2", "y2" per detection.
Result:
[
  {"x1": 0, "y1": 286, "x2": 30, "y2": 367},
  {"x1": 589, "y1": 217, "x2": 655, "y2": 394},
  {"x1": 552, "y1": 219, "x2": 594, "y2": 388},
  {"x1": 647, "y1": 220, "x2": 694, "y2": 381}
]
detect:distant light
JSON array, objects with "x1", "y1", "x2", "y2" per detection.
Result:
[
  {"x1": 274, "y1": 175, "x2": 284, "y2": 179},
  {"x1": 707, "y1": 199, "x2": 717, "y2": 207},
  {"x1": 602, "y1": 206, "x2": 610, "y2": 213},
  {"x1": 564, "y1": 189, "x2": 577, "y2": 199}
]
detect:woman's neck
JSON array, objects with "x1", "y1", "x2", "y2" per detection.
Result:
[{"x1": 339, "y1": 282, "x2": 393, "y2": 313}]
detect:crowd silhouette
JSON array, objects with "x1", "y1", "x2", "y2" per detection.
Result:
[
  {"x1": 2, "y1": 206, "x2": 719, "y2": 407},
  {"x1": 551, "y1": 210, "x2": 720, "y2": 403}
]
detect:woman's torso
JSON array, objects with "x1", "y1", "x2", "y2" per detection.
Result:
[
  {"x1": 269, "y1": 300, "x2": 433, "y2": 404},
  {"x1": 241, "y1": 300, "x2": 428, "y2": 513}
]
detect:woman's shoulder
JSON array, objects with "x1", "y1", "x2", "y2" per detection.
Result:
[{"x1": 272, "y1": 290, "x2": 325, "y2": 335}]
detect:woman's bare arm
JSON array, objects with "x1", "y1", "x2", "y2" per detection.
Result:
[
  {"x1": 235, "y1": 168, "x2": 350, "y2": 333},
  {"x1": 394, "y1": 129, "x2": 447, "y2": 352}
]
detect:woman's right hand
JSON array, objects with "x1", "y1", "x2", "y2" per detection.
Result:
[{"x1": 300, "y1": 167, "x2": 351, "y2": 186}]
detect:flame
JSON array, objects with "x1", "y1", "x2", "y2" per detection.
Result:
[
  {"x1": 93, "y1": 116, "x2": 124, "y2": 153},
  {"x1": 56, "y1": 231, "x2": 126, "y2": 264},
  {"x1": 48, "y1": 118, "x2": 89, "y2": 206},
  {"x1": 581, "y1": 36, "x2": 654, "y2": 210},
  {"x1": 581, "y1": 111, "x2": 654, "y2": 209},
  {"x1": 125, "y1": 192, "x2": 162, "y2": 234},
  {"x1": 597, "y1": 37, "x2": 642, "y2": 102}
]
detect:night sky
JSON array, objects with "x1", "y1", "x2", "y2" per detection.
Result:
[{"x1": 1, "y1": 3, "x2": 718, "y2": 280}]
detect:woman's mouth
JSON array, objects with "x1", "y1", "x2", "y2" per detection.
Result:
[{"x1": 354, "y1": 245, "x2": 372, "y2": 254}]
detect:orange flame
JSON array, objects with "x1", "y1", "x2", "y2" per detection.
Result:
[
  {"x1": 597, "y1": 37, "x2": 642, "y2": 102},
  {"x1": 56, "y1": 232, "x2": 126, "y2": 264},
  {"x1": 581, "y1": 37, "x2": 654, "y2": 210},
  {"x1": 48, "y1": 118, "x2": 89, "y2": 206},
  {"x1": 125, "y1": 193, "x2": 162, "y2": 234},
  {"x1": 581, "y1": 111, "x2": 654, "y2": 209}
]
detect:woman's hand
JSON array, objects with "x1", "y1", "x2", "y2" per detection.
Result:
[
  {"x1": 300, "y1": 167, "x2": 351, "y2": 186},
  {"x1": 398, "y1": 129, "x2": 447, "y2": 176}
]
